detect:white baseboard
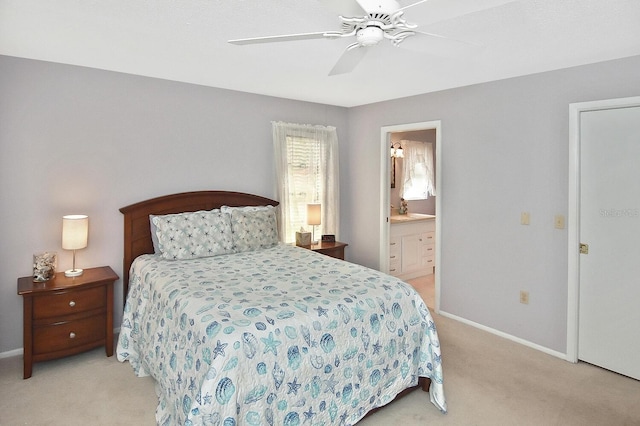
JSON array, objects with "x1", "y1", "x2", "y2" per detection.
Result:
[
  {"x1": 438, "y1": 309, "x2": 570, "y2": 361},
  {"x1": 0, "y1": 348, "x2": 22, "y2": 359},
  {"x1": 0, "y1": 327, "x2": 121, "y2": 360}
]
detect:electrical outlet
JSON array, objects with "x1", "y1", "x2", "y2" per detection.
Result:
[
  {"x1": 521, "y1": 212, "x2": 530, "y2": 225},
  {"x1": 520, "y1": 290, "x2": 529, "y2": 305},
  {"x1": 554, "y1": 214, "x2": 565, "y2": 229}
]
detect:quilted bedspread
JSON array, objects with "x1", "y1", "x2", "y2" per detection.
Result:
[{"x1": 117, "y1": 244, "x2": 446, "y2": 425}]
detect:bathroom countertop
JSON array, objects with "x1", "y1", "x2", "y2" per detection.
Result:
[{"x1": 390, "y1": 213, "x2": 436, "y2": 224}]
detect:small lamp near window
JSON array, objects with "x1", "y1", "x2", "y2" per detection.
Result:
[
  {"x1": 390, "y1": 142, "x2": 404, "y2": 158},
  {"x1": 62, "y1": 214, "x2": 88, "y2": 277},
  {"x1": 306, "y1": 203, "x2": 321, "y2": 244}
]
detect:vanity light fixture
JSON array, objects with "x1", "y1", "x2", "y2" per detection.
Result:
[
  {"x1": 62, "y1": 214, "x2": 89, "y2": 277},
  {"x1": 390, "y1": 142, "x2": 404, "y2": 158}
]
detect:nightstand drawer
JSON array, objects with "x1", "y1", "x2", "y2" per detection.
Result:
[
  {"x1": 309, "y1": 241, "x2": 348, "y2": 260},
  {"x1": 33, "y1": 315, "x2": 106, "y2": 354},
  {"x1": 317, "y1": 246, "x2": 344, "y2": 259},
  {"x1": 33, "y1": 286, "x2": 105, "y2": 320}
]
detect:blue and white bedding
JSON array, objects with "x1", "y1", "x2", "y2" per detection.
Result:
[{"x1": 117, "y1": 244, "x2": 446, "y2": 425}]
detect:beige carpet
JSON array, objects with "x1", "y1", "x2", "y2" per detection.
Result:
[
  {"x1": 2, "y1": 297, "x2": 639, "y2": 425},
  {"x1": 407, "y1": 274, "x2": 435, "y2": 309}
]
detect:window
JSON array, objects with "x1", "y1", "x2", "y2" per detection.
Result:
[
  {"x1": 273, "y1": 122, "x2": 339, "y2": 243},
  {"x1": 401, "y1": 140, "x2": 435, "y2": 200}
]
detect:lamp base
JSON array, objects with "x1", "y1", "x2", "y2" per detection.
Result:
[{"x1": 65, "y1": 268, "x2": 83, "y2": 277}]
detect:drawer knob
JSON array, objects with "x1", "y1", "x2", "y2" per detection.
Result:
[
  {"x1": 390, "y1": 255, "x2": 396, "y2": 259},
  {"x1": 390, "y1": 242, "x2": 396, "y2": 246},
  {"x1": 69, "y1": 300, "x2": 76, "y2": 307},
  {"x1": 69, "y1": 332, "x2": 76, "y2": 339}
]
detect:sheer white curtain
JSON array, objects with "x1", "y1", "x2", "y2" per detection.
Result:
[
  {"x1": 272, "y1": 122, "x2": 340, "y2": 243},
  {"x1": 400, "y1": 140, "x2": 436, "y2": 200}
]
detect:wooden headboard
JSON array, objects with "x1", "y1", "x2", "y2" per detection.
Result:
[{"x1": 119, "y1": 191, "x2": 279, "y2": 303}]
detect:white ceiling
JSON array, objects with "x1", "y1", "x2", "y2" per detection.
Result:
[{"x1": 1, "y1": 0, "x2": 639, "y2": 107}]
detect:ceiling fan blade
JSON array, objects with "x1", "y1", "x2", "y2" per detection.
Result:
[
  {"x1": 229, "y1": 31, "x2": 338, "y2": 45},
  {"x1": 398, "y1": 0, "x2": 431, "y2": 12},
  {"x1": 318, "y1": 0, "x2": 366, "y2": 17},
  {"x1": 399, "y1": 0, "x2": 521, "y2": 57},
  {"x1": 398, "y1": 30, "x2": 479, "y2": 58},
  {"x1": 406, "y1": 0, "x2": 518, "y2": 26},
  {"x1": 328, "y1": 45, "x2": 369, "y2": 76},
  {"x1": 412, "y1": 30, "x2": 480, "y2": 48}
]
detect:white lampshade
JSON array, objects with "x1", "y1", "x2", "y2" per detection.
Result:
[
  {"x1": 62, "y1": 215, "x2": 89, "y2": 250},
  {"x1": 62, "y1": 215, "x2": 88, "y2": 277},
  {"x1": 307, "y1": 204, "x2": 321, "y2": 226}
]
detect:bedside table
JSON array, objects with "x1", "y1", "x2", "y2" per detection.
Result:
[
  {"x1": 310, "y1": 241, "x2": 348, "y2": 260},
  {"x1": 17, "y1": 266, "x2": 119, "y2": 379}
]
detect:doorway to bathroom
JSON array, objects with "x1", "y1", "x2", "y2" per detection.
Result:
[{"x1": 379, "y1": 121, "x2": 441, "y2": 312}]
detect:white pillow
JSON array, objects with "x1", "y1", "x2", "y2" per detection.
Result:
[
  {"x1": 228, "y1": 206, "x2": 279, "y2": 252},
  {"x1": 149, "y1": 214, "x2": 161, "y2": 253},
  {"x1": 151, "y1": 210, "x2": 234, "y2": 260},
  {"x1": 221, "y1": 205, "x2": 273, "y2": 213},
  {"x1": 150, "y1": 209, "x2": 223, "y2": 254}
]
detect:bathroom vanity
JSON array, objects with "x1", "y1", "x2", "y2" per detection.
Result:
[{"x1": 389, "y1": 214, "x2": 435, "y2": 280}]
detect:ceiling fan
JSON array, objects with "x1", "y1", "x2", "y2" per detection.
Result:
[{"x1": 228, "y1": 0, "x2": 511, "y2": 76}]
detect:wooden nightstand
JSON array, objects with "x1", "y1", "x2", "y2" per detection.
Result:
[
  {"x1": 310, "y1": 241, "x2": 348, "y2": 260},
  {"x1": 17, "y1": 266, "x2": 119, "y2": 379}
]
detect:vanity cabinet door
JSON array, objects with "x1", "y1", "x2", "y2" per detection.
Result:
[{"x1": 401, "y1": 234, "x2": 422, "y2": 274}]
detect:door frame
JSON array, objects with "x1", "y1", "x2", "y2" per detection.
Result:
[
  {"x1": 379, "y1": 120, "x2": 442, "y2": 312},
  {"x1": 567, "y1": 96, "x2": 640, "y2": 362}
]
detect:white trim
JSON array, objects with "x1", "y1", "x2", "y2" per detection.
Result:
[
  {"x1": 439, "y1": 310, "x2": 569, "y2": 361},
  {"x1": 0, "y1": 348, "x2": 22, "y2": 359},
  {"x1": 567, "y1": 96, "x2": 640, "y2": 363},
  {"x1": 380, "y1": 121, "x2": 442, "y2": 312},
  {"x1": 379, "y1": 127, "x2": 391, "y2": 274}
]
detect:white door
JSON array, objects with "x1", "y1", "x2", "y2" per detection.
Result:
[{"x1": 578, "y1": 104, "x2": 640, "y2": 380}]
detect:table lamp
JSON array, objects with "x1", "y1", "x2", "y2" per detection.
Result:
[
  {"x1": 306, "y1": 203, "x2": 321, "y2": 244},
  {"x1": 62, "y1": 214, "x2": 89, "y2": 277}
]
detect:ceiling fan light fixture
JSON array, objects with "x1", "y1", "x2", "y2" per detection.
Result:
[
  {"x1": 228, "y1": 0, "x2": 481, "y2": 76},
  {"x1": 357, "y1": 26, "x2": 384, "y2": 46}
]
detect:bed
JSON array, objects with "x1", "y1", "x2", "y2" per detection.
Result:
[{"x1": 116, "y1": 191, "x2": 446, "y2": 425}]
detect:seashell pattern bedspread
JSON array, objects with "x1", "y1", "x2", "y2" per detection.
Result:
[{"x1": 117, "y1": 244, "x2": 446, "y2": 425}]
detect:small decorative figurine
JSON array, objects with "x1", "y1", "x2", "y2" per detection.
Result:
[
  {"x1": 399, "y1": 198, "x2": 408, "y2": 215},
  {"x1": 33, "y1": 252, "x2": 57, "y2": 282}
]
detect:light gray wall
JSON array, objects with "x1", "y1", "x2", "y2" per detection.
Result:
[
  {"x1": 344, "y1": 55, "x2": 640, "y2": 353},
  {"x1": 2, "y1": 53, "x2": 639, "y2": 357},
  {"x1": 0, "y1": 56, "x2": 348, "y2": 354}
]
